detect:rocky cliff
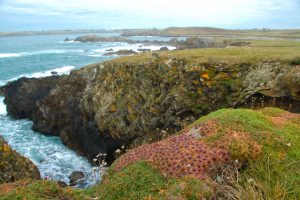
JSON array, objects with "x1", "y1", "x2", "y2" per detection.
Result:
[{"x1": 1, "y1": 48, "x2": 299, "y2": 163}]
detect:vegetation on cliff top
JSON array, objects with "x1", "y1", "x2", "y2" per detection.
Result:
[
  {"x1": 1, "y1": 107, "x2": 299, "y2": 199},
  {"x1": 106, "y1": 40, "x2": 300, "y2": 65}
]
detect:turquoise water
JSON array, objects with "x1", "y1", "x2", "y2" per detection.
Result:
[
  {"x1": 0, "y1": 33, "x2": 119, "y2": 84},
  {"x1": 0, "y1": 33, "x2": 175, "y2": 187}
]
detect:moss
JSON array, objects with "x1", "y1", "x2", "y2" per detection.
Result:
[
  {"x1": 90, "y1": 161, "x2": 214, "y2": 200},
  {"x1": 290, "y1": 57, "x2": 300, "y2": 65},
  {"x1": 0, "y1": 180, "x2": 84, "y2": 200},
  {"x1": 259, "y1": 107, "x2": 287, "y2": 117},
  {"x1": 94, "y1": 161, "x2": 168, "y2": 200}
]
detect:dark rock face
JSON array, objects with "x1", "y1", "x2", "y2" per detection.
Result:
[
  {"x1": 0, "y1": 135, "x2": 40, "y2": 184},
  {"x1": 0, "y1": 77, "x2": 60, "y2": 119},
  {"x1": 26, "y1": 69, "x2": 124, "y2": 163}
]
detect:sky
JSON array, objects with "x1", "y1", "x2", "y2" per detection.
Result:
[{"x1": 0, "y1": 0, "x2": 300, "y2": 31}]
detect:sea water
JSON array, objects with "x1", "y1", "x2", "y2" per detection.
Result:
[{"x1": 0, "y1": 33, "x2": 176, "y2": 187}]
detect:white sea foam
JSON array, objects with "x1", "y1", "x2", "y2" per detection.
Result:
[
  {"x1": 89, "y1": 44, "x2": 176, "y2": 57},
  {"x1": 0, "y1": 97, "x2": 7, "y2": 115},
  {"x1": 60, "y1": 40, "x2": 77, "y2": 43},
  {"x1": 0, "y1": 66, "x2": 76, "y2": 86},
  {"x1": 26, "y1": 65, "x2": 75, "y2": 78},
  {"x1": 0, "y1": 53, "x2": 22, "y2": 58},
  {"x1": 0, "y1": 49, "x2": 85, "y2": 59}
]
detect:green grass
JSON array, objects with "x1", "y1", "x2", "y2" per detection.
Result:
[
  {"x1": 91, "y1": 161, "x2": 214, "y2": 200},
  {"x1": 0, "y1": 180, "x2": 84, "y2": 200},
  {"x1": 94, "y1": 161, "x2": 168, "y2": 199},
  {"x1": 0, "y1": 162, "x2": 213, "y2": 200}
]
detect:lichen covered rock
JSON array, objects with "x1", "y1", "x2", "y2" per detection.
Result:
[{"x1": 0, "y1": 136, "x2": 40, "y2": 184}]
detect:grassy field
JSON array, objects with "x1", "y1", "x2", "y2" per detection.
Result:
[
  {"x1": 106, "y1": 40, "x2": 300, "y2": 66},
  {"x1": 120, "y1": 27, "x2": 300, "y2": 39}
]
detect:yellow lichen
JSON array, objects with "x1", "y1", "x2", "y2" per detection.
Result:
[{"x1": 201, "y1": 73, "x2": 210, "y2": 80}]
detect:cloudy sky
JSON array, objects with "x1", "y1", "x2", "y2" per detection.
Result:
[{"x1": 0, "y1": 0, "x2": 299, "y2": 31}]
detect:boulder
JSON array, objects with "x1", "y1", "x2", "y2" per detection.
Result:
[
  {"x1": 69, "y1": 171, "x2": 84, "y2": 186},
  {"x1": 159, "y1": 46, "x2": 169, "y2": 51}
]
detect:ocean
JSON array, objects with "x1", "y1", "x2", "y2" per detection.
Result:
[{"x1": 0, "y1": 33, "x2": 176, "y2": 187}]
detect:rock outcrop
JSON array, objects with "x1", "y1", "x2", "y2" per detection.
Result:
[
  {"x1": 0, "y1": 136, "x2": 40, "y2": 184},
  {"x1": 0, "y1": 77, "x2": 60, "y2": 119},
  {"x1": 103, "y1": 49, "x2": 137, "y2": 56}
]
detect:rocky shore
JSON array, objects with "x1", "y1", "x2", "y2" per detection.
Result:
[{"x1": 0, "y1": 48, "x2": 299, "y2": 165}]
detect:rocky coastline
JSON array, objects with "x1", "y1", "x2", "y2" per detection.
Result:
[{"x1": 0, "y1": 50, "x2": 299, "y2": 165}]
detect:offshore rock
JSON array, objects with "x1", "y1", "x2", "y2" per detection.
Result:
[{"x1": 103, "y1": 49, "x2": 137, "y2": 56}]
